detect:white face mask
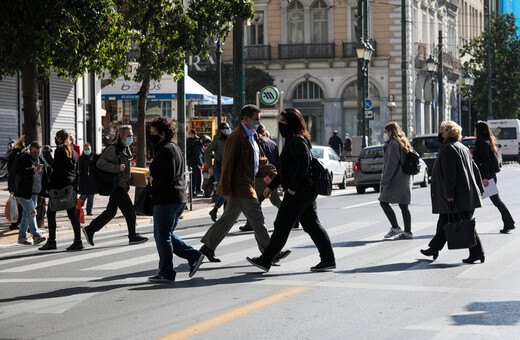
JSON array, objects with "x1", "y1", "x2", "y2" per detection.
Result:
[{"x1": 384, "y1": 133, "x2": 390, "y2": 142}]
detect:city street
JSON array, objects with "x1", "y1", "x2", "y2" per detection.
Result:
[{"x1": 1, "y1": 164, "x2": 519, "y2": 339}]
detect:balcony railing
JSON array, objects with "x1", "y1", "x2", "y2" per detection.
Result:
[
  {"x1": 278, "y1": 43, "x2": 335, "y2": 59},
  {"x1": 244, "y1": 45, "x2": 271, "y2": 61},
  {"x1": 342, "y1": 40, "x2": 377, "y2": 58}
]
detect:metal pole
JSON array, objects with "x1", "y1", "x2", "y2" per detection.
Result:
[
  {"x1": 401, "y1": 0, "x2": 408, "y2": 135},
  {"x1": 363, "y1": 0, "x2": 369, "y2": 146},
  {"x1": 357, "y1": 0, "x2": 365, "y2": 148},
  {"x1": 216, "y1": 36, "x2": 222, "y2": 125},
  {"x1": 487, "y1": 0, "x2": 493, "y2": 116},
  {"x1": 233, "y1": 21, "x2": 245, "y2": 127},
  {"x1": 469, "y1": 88, "x2": 473, "y2": 133},
  {"x1": 431, "y1": 75, "x2": 435, "y2": 132},
  {"x1": 177, "y1": 62, "x2": 186, "y2": 161},
  {"x1": 438, "y1": 30, "x2": 444, "y2": 128}
]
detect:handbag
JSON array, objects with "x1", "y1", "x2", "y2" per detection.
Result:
[
  {"x1": 48, "y1": 185, "x2": 77, "y2": 212},
  {"x1": 442, "y1": 206, "x2": 477, "y2": 249},
  {"x1": 5, "y1": 194, "x2": 19, "y2": 222},
  {"x1": 134, "y1": 185, "x2": 153, "y2": 216},
  {"x1": 308, "y1": 157, "x2": 333, "y2": 196}
]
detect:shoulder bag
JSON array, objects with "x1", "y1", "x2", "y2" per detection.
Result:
[
  {"x1": 48, "y1": 185, "x2": 77, "y2": 212},
  {"x1": 442, "y1": 205, "x2": 477, "y2": 249}
]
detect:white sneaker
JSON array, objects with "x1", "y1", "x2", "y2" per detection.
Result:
[
  {"x1": 394, "y1": 231, "x2": 413, "y2": 240},
  {"x1": 384, "y1": 227, "x2": 403, "y2": 239}
]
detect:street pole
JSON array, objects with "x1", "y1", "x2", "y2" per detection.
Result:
[
  {"x1": 216, "y1": 36, "x2": 223, "y2": 125},
  {"x1": 356, "y1": 0, "x2": 365, "y2": 148},
  {"x1": 431, "y1": 76, "x2": 435, "y2": 130},
  {"x1": 487, "y1": 0, "x2": 493, "y2": 116},
  {"x1": 233, "y1": 21, "x2": 245, "y2": 127},
  {"x1": 438, "y1": 31, "x2": 444, "y2": 128},
  {"x1": 468, "y1": 87, "x2": 473, "y2": 132},
  {"x1": 401, "y1": 0, "x2": 408, "y2": 135},
  {"x1": 177, "y1": 62, "x2": 186, "y2": 161},
  {"x1": 363, "y1": 0, "x2": 369, "y2": 146}
]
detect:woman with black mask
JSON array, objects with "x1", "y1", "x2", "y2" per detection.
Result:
[
  {"x1": 246, "y1": 108, "x2": 335, "y2": 272},
  {"x1": 474, "y1": 121, "x2": 515, "y2": 233}
]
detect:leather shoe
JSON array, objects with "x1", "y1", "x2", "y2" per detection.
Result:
[
  {"x1": 239, "y1": 225, "x2": 253, "y2": 232},
  {"x1": 273, "y1": 250, "x2": 292, "y2": 264},
  {"x1": 420, "y1": 248, "x2": 439, "y2": 260},
  {"x1": 462, "y1": 254, "x2": 485, "y2": 264},
  {"x1": 499, "y1": 226, "x2": 515, "y2": 234},
  {"x1": 209, "y1": 208, "x2": 218, "y2": 222},
  {"x1": 200, "y1": 245, "x2": 221, "y2": 262}
]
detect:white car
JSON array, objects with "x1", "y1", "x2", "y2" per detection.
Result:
[{"x1": 310, "y1": 146, "x2": 348, "y2": 189}]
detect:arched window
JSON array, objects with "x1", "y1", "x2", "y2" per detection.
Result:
[
  {"x1": 311, "y1": 0, "x2": 328, "y2": 43},
  {"x1": 288, "y1": 1, "x2": 304, "y2": 44},
  {"x1": 292, "y1": 81, "x2": 324, "y2": 100}
]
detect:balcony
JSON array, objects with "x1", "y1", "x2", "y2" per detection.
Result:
[
  {"x1": 278, "y1": 43, "x2": 335, "y2": 59},
  {"x1": 342, "y1": 40, "x2": 377, "y2": 58},
  {"x1": 244, "y1": 45, "x2": 271, "y2": 61}
]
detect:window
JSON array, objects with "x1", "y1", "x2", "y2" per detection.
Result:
[
  {"x1": 311, "y1": 0, "x2": 328, "y2": 43},
  {"x1": 293, "y1": 81, "x2": 324, "y2": 100},
  {"x1": 288, "y1": 1, "x2": 304, "y2": 44},
  {"x1": 249, "y1": 11, "x2": 264, "y2": 45}
]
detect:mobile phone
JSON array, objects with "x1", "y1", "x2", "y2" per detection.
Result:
[{"x1": 37, "y1": 164, "x2": 43, "y2": 170}]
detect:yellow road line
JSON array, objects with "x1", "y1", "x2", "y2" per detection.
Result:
[{"x1": 159, "y1": 286, "x2": 310, "y2": 340}]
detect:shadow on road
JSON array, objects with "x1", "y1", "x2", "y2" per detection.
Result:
[
  {"x1": 452, "y1": 301, "x2": 520, "y2": 326},
  {"x1": 335, "y1": 259, "x2": 461, "y2": 274}
]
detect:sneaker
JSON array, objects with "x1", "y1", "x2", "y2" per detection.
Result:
[
  {"x1": 384, "y1": 227, "x2": 403, "y2": 239},
  {"x1": 129, "y1": 234, "x2": 148, "y2": 245},
  {"x1": 246, "y1": 256, "x2": 270, "y2": 272},
  {"x1": 39, "y1": 241, "x2": 57, "y2": 250},
  {"x1": 32, "y1": 235, "x2": 47, "y2": 245},
  {"x1": 66, "y1": 240, "x2": 84, "y2": 251},
  {"x1": 148, "y1": 275, "x2": 174, "y2": 283},
  {"x1": 17, "y1": 237, "x2": 32, "y2": 246},
  {"x1": 239, "y1": 225, "x2": 253, "y2": 232},
  {"x1": 189, "y1": 254, "x2": 205, "y2": 278},
  {"x1": 499, "y1": 225, "x2": 515, "y2": 234},
  {"x1": 82, "y1": 226, "x2": 94, "y2": 246},
  {"x1": 9, "y1": 223, "x2": 20, "y2": 230},
  {"x1": 310, "y1": 262, "x2": 336, "y2": 272},
  {"x1": 394, "y1": 231, "x2": 413, "y2": 240}
]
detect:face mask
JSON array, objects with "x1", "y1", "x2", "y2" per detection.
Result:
[
  {"x1": 249, "y1": 119, "x2": 260, "y2": 131},
  {"x1": 55, "y1": 137, "x2": 61, "y2": 145},
  {"x1": 278, "y1": 122, "x2": 291, "y2": 139},
  {"x1": 150, "y1": 134, "x2": 161, "y2": 146},
  {"x1": 125, "y1": 137, "x2": 134, "y2": 146},
  {"x1": 225, "y1": 128, "x2": 231, "y2": 136},
  {"x1": 438, "y1": 132, "x2": 444, "y2": 143},
  {"x1": 384, "y1": 134, "x2": 390, "y2": 142},
  {"x1": 84, "y1": 150, "x2": 91, "y2": 156},
  {"x1": 30, "y1": 152, "x2": 39, "y2": 160}
]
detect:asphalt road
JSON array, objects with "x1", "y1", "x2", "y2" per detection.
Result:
[{"x1": 1, "y1": 164, "x2": 520, "y2": 339}]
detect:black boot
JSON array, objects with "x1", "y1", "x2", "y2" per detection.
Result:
[
  {"x1": 420, "y1": 248, "x2": 439, "y2": 260},
  {"x1": 462, "y1": 254, "x2": 485, "y2": 264},
  {"x1": 209, "y1": 208, "x2": 218, "y2": 222}
]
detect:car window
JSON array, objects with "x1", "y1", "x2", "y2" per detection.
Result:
[
  {"x1": 412, "y1": 137, "x2": 441, "y2": 154},
  {"x1": 360, "y1": 148, "x2": 383, "y2": 158},
  {"x1": 491, "y1": 127, "x2": 517, "y2": 140},
  {"x1": 311, "y1": 148, "x2": 324, "y2": 159},
  {"x1": 461, "y1": 139, "x2": 475, "y2": 148},
  {"x1": 329, "y1": 150, "x2": 339, "y2": 161}
]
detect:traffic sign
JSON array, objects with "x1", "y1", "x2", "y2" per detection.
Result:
[
  {"x1": 260, "y1": 86, "x2": 279, "y2": 106},
  {"x1": 364, "y1": 98, "x2": 374, "y2": 120},
  {"x1": 487, "y1": 116, "x2": 494, "y2": 121}
]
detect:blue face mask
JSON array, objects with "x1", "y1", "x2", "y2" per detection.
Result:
[
  {"x1": 84, "y1": 150, "x2": 91, "y2": 156},
  {"x1": 125, "y1": 137, "x2": 134, "y2": 146},
  {"x1": 225, "y1": 128, "x2": 231, "y2": 136}
]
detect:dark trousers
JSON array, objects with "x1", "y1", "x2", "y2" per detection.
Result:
[
  {"x1": 428, "y1": 210, "x2": 484, "y2": 256},
  {"x1": 191, "y1": 165, "x2": 201, "y2": 193},
  {"x1": 260, "y1": 182, "x2": 335, "y2": 264},
  {"x1": 380, "y1": 201, "x2": 411, "y2": 232},
  {"x1": 89, "y1": 187, "x2": 136, "y2": 238},
  {"x1": 79, "y1": 194, "x2": 94, "y2": 214},
  {"x1": 47, "y1": 206, "x2": 82, "y2": 242},
  {"x1": 490, "y1": 193, "x2": 515, "y2": 228}
]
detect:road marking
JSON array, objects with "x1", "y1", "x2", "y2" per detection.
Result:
[
  {"x1": 83, "y1": 253, "x2": 158, "y2": 271},
  {"x1": 341, "y1": 200, "x2": 379, "y2": 209},
  {"x1": 158, "y1": 286, "x2": 309, "y2": 340}
]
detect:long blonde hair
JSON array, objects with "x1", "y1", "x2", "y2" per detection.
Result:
[
  {"x1": 385, "y1": 122, "x2": 412, "y2": 153},
  {"x1": 14, "y1": 135, "x2": 25, "y2": 149}
]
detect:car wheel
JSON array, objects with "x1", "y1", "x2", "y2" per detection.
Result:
[
  {"x1": 0, "y1": 159, "x2": 7, "y2": 179},
  {"x1": 420, "y1": 172, "x2": 429, "y2": 187},
  {"x1": 338, "y1": 173, "x2": 347, "y2": 189},
  {"x1": 373, "y1": 185, "x2": 380, "y2": 193},
  {"x1": 356, "y1": 186, "x2": 365, "y2": 194}
]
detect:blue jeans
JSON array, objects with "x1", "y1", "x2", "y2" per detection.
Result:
[
  {"x1": 16, "y1": 194, "x2": 42, "y2": 239},
  {"x1": 153, "y1": 203, "x2": 202, "y2": 281},
  {"x1": 79, "y1": 194, "x2": 94, "y2": 214}
]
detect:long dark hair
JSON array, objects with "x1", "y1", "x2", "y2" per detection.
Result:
[
  {"x1": 280, "y1": 108, "x2": 311, "y2": 141},
  {"x1": 475, "y1": 120, "x2": 497, "y2": 151}
]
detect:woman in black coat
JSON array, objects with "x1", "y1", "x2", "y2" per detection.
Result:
[
  {"x1": 39, "y1": 129, "x2": 83, "y2": 251},
  {"x1": 78, "y1": 143, "x2": 96, "y2": 215},
  {"x1": 246, "y1": 108, "x2": 335, "y2": 272},
  {"x1": 474, "y1": 121, "x2": 515, "y2": 233},
  {"x1": 421, "y1": 121, "x2": 485, "y2": 264}
]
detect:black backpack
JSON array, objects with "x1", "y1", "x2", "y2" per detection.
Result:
[
  {"x1": 89, "y1": 145, "x2": 120, "y2": 196},
  {"x1": 308, "y1": 156, "x2": 333, "y2": 196},
  {"x1": 487, "y1": 141, "x2": 501, "y2": 174},
  {"x1": 401, "y1": 149, "x2": 421, "y2": 175}
]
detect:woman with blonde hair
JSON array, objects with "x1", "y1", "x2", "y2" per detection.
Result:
[
  {"x1": 379, "y1": 122, "x2": 414, "y2": 239},
  {"x1": 421, "y1": 121, "x2": 485, "y2": 263}
]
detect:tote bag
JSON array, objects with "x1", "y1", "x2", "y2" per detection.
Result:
[
  {"x1": 442, "y1": 207, "x2": 477, "y2": 249},
  {"x1": 134, "y1": 185, "x2": 153, "y2": 216}
]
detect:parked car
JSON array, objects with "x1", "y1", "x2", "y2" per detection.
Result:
[
  {"x1": 310, "y1": 146, "x2": 348, "y2": 189},
  {"x1": 353, "y1": 144, "x2": 428, "y2": 194},
  {"x1": 411, "y1": 134, "x2": 441, "y2": 177},
  {"x1": 461, "y1": 136, "x2": 503, "y2": 164}
]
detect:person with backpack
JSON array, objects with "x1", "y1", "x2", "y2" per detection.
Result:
[
  {"x1": 39, "y1": 130, "x2": 84, "y2": 251},
  {"x1": 246, "y1": 108, "x2": 335, "y2": 273},
  {"x1": 7, "y1": 135, "x2": 25, "y2": 230},
  {"x1": 379, "y1": 122, "x2": 413, "y2": 240},
  {"x1": 78, "y1": 143, "x2": 95, "y2": 216},
  {"x1": 474, "y1": 121, "x2": 515, "y2": 234},
  {"x1": 81, "y1": 125, "x2": 148, "y2": 246}
]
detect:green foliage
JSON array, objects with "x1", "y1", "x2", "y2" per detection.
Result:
[
  {"x1": 460, "y1": 14, "x2": 520, "y2": 119},
  {"x1": 0, "y1": 0, "x2": 130, "y2": 80}
]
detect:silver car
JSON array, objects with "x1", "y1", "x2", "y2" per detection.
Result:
[{"x1": 353, "y1": 145, "x2": 429, "y2": 194}]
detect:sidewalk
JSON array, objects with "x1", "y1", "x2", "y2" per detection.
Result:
[{"x1": 0, "y1": 178, "x2": 214, "y2": 247}]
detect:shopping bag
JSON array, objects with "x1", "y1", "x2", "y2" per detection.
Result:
[
  {"x1": 135, "y1": 185, "x2": 153, "y2": 216},
  {"x1": 76, "y1": 198, "x2": 85, "y2": 224},
  {"x1": 5, "y1": 194, "x2": 18, "y2": 222},
  {"x1": 442, "y1": 207, "x2": 477, "y2": 250}
]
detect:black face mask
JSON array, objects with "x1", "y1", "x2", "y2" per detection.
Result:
[
  {"x1": 150, "y1": 134, "x2": 161, "y2": 146},
  {"x1": 438, "y1": 133, "x2": 444, "y2": 143},
  {"x1": 278, "y1": 122, "x2": 291, "y2": 139},
  {"x1": 30, "y1": 152, "x2": 39, "y2": 160},
  {"x1": 55, "y1": 137, "x2": 61, "y2": 145}
]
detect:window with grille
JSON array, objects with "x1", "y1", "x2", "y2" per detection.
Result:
[{"x1": 292, "y1": 81, "x2": 324, "y2": 100}]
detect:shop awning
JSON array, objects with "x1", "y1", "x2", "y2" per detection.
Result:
[{"x1": 101, "y1": 74, "x2": 233, "y2": 105}]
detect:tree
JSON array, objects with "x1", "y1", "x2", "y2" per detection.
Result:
[
  {"x1": 0, "y1": 0, "x2": 129, "y2": 145},
  {"x1": 460, "y1": 13, "x2": 520, "y2": 120},
  {"x1": 117, "y1": 0, "x2": 254, "y2": 169}
]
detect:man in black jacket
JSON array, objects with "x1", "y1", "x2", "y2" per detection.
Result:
[
  {"x1": 14, "y1": 141, "x2": 50, "y2": 245},
  {"x1": 328, "y1": 130, "x2": 343, "y2": 156},
  {"x1": 78, "y1": 143, "x2": 95, "y2": 215},
  {"x1": 186, "y1": 129, "x2": 203, "y2": 196}
]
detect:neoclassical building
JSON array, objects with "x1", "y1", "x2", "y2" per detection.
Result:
[{"x1": 217, "y1": 0, "x2": 484, "y2": 146}]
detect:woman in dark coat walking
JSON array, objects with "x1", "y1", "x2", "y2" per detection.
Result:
[
  {"x1": 78, "y1": 143, "x2": 96, "y2": 215},
  {"x1": 474, "y1": 121, "x2": 515, "y2": 233},
  {"x1": 421, "y1": 121, "x2": 485, "y2": 263},
  {"x1": 246, "y1": 108, "x2": 335, "y2": 272}
]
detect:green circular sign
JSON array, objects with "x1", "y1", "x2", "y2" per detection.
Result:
[{"x1": 260, "y1": 86, "x2": 279, "y2": 106}]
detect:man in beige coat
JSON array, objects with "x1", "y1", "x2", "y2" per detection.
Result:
[{"x1": 200, "y1": 105, "x2": 290, "y2": 263}]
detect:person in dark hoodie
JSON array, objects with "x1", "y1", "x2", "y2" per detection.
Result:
[
  {"x1": 78, "y1": 143, "x2": 96, "y2": 216},
  {"x1": 7, "y1": 135, "x2": 25, "y2": 230}
]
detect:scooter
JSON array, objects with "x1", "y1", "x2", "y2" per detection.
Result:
[{"x1": 0, "y1": 138, "x2": 15, "y2": 179}]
